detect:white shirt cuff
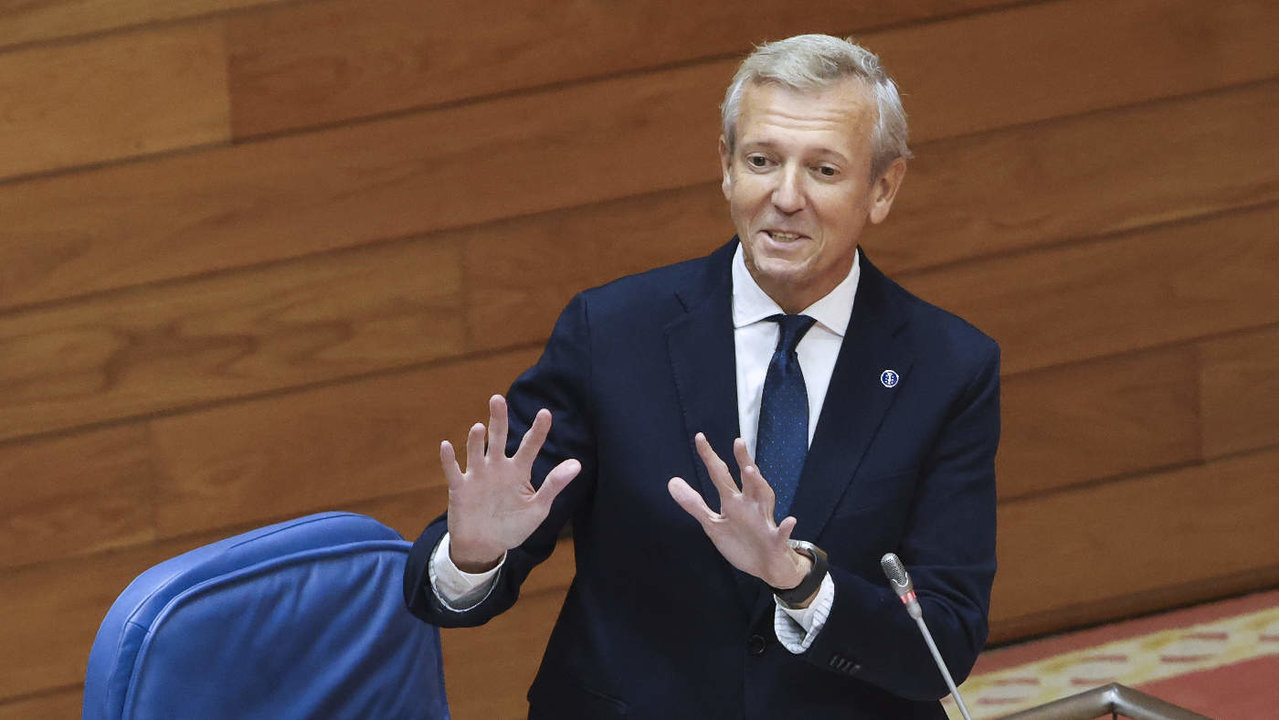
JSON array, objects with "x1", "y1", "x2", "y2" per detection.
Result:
[
  {"x1": 428, "y1": 533, "x2": 504, "y2": 612},
  {"x1": 774, "y1": 572, "x2": 835, "y2": 653}
]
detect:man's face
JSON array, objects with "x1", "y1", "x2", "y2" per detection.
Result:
[{"x1": 720, "y1": 78, "x2": 905, "y2": 313}]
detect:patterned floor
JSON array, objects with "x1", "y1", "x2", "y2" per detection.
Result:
[{"x1": 941, "y1": 590, "x2": 1279, "y2": 719}]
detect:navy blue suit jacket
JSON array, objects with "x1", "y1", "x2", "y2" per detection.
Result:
[{"x1": 405, "y1": 240, "x2": 999, "y2": 719}]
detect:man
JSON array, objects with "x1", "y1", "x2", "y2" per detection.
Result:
[{"x1": 405, "y1": 34, "x2": 999, "y2": 718}]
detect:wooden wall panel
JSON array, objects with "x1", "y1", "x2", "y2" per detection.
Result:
[
  {"x1": 992, "y1": 448, "x2": 1279, "y2": 641},
  {"x1": 465, "y1": 186, "x2": 730, "y2": 350},
  {"x1": 0, "y1": 239, "x2": 463, "y2": 442},
  {"x1": 876, "y1": 80, "x2": 1279, "y2": 273},
  {"x1": 8, "y1": 76, "x2": 1267, "y2": 418},
  {"x1": 1200, "y1": 324, "x2": 1279, "y2": 457},
  {"x1": 226, "y1": 0, "x2": 1279, "y2": 140},
  {"x1": 226, "y1": 0, "x2": 1017, "y2": 137},
  {"x1": 8, "y1": 0, "x2": 1277, "y2": 313},
  {"x1": 877, "y1": 0, "x2": 1278, "y2": 144},
  {"x1": 0, "y1": 0, "x2": 1274, "y2": 712},
  {"x1": 467, "y1": 83, "x2": 1279, "y2": 350},
  {"x1": 0, "y1": 427, "x2": 156, "y2": 570},
  {"x1": 998, "y1": 347, "x2": 1200, "y2": 500},
  {"x1": 5, "y1": 80, "x2": 1271, "y2": 442},
  {"x1": 344, "y1": 486, "x2": 452, "y2": 545},
  {"x1": 0, "y1": 60, "x2": 721, "y2": 312},
  {"x1": 0, "y1": 0, "x2": 288, "y2": 50},
  {"x1": 903, "y1": 203, "x2": 1279, "y2": 375},
  {"x1": 0, "y1": 531, "x2": 217, "y2": 698},
  {"x1": 149, "y1": 349, "x2": 539, "y2": 538},
  {"x1": 0, "y1": 23, "x2": 230, "y2": 180},
  {"x1": 0, "y1": 689, "x2": 81, "y2": 720}
]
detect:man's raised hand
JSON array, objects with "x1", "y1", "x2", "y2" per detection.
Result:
[
  {"x1": 667, "y1": 433, "x2": 811, "y2": 591},
  {"x1": 443, "y1": 395, "x2": 580, "y2": 572}
]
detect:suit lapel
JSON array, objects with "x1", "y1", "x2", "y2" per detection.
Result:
[
  {"x1": 788, "y1": 252, "x2": 915, "y2": 543},
  {"x1": 667, "y1": 242, "x2": 770, "y2": 611},
  {"x1": 665, "y1": 242, "x2": 741, "y2": 506}
]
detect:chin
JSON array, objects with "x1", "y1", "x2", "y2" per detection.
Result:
[{"x1": 751, "y1": 256, "x2": 815, "y2": 288}]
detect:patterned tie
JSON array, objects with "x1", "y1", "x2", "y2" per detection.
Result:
[{"x1": 755, "y1": 313, "x2": 816, "y2": 522}]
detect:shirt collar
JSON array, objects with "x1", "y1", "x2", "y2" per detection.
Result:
[{"x1": 731, "y1": 243, "x2": 860, "y2": 337}]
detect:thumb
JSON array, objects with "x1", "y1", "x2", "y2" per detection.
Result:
[
  {"x1": 668, "y1": 477, "x2": 713, "y2": 525},
  {"x1": 533, "y1": 458, "x2": 581, "y2": 509}
]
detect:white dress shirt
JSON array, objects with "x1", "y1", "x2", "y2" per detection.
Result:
[{"x1": 430, "y1": 244, "x2": 862, "y2": 655}]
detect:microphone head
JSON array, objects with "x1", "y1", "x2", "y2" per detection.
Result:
[{"x1": 880, "y1": 552, "x2": 914, "y2": 597}]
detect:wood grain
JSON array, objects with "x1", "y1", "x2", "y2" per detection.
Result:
[
  {"x1": 0, "y1": 688, "x2": 81, "y2": 720},
  {"x1": 0, "y1": 239, "x2": 463, "y2": 442},
  {"x1": 6, "y1": 83, "x2": 1270, "y2": 443},
  {"x1": 872, "y1": 0, "x2": 1279, "y2": 144},
  {"x1": 227, "y1": 0, "x2": 1279, "y2": 140},
  {"x1": 902, "y1": 203, "x2": 1279, "y2": 375},
  {"x1": 0, "y1": 0, "x2": 288, "y2": 50},
  {"x1": 465, "y1": 186, "x2": 731, "y2": 350},
  {"x1": 226, "y1": 0, "x2": 1018, "y2": 137},
  {"x1": 992, "y1": 448, "x2": 1279, "y2": 640},
  {"x1": 0, "y1": 426, "x2": 156, "y2": 570},
  {"x1": 0, "y1": 530, "x2": 218, "y2": 699},
  {"x1": 871, "y1": 80, "x2": 1279, "y2": 274},
  {"x1": 998, "y1": 347, "x2": 1200, "y2": 500},
  {"x1": 149, "y1": 348, "x2": 539, "y2": 538},
  {"x1": 8, "y1": 1, "x2": 1277, "y2": 312},
  {"x1": 0, "y1": 59, "x2": 720, "y2": 313},
  {"x1": 0, "y1": 22, "x2": 229, "y2": 180},
  {"x1": 468, "y1": 81, "x2": 1279, "y2": 348},
  {"x1": 1200, "y1": 324, "x2": 1279, "y2": 457}
]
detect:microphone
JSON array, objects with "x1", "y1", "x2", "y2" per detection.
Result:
[{"x1": 880, "y1": 553, "x2": 974, "y2": 720}]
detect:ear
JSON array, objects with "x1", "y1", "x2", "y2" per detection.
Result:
[
  {"x1": 868, "y1": 157, "x2": 907, "y2": 225},
  {"x1": 718, "y1": 135, "x2": 733, "y2": 201}
]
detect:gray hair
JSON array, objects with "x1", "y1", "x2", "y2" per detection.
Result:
[{"x1": 721, "y1": 34, "x2": 912, "y2": 178}]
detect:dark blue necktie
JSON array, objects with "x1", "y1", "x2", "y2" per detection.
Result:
[{"x1": 755, "y1": 313, "x2": 816, "y2": 522}]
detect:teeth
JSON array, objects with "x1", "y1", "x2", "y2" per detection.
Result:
[{"x1": 769, "y1": 231, "x2": 801, "y2": 241}]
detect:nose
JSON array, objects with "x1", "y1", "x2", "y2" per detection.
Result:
[{"x1": 771, "y1": 165, "x2": 805, "y2": 214}]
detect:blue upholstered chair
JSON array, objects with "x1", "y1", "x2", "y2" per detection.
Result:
[{"x1": 83, "y1": 512, "x2": 448, "y2": 720}]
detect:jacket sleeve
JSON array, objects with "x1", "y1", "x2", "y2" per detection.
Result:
[
  {"x1": 403, "y1": 293, "x2": 597, "y2": 627},
  {"x1": 801, "y1": 338, "x2": 1000, "y2": 701}
]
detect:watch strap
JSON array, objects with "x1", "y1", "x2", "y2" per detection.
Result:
[{"x1": 773, "y1": 540, "x2": 828, "y2": 608}]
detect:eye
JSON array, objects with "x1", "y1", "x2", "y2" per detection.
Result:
[
  {"x1": 746, "y1": 155, "x2": 770, "y2": 168},
  {"x1": 816, "y1": 165, "x2": 838, "y2": 178}
]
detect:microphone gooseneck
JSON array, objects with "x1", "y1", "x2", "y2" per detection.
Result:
[{"x1": 879, "y1": 553, "x2": 974, "y2": 720}]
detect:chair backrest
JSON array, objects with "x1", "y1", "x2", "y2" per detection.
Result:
[{"x1": 83, "y1": 512, "x2": 449, "y2": 720}]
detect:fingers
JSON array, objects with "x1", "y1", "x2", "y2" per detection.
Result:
[
  {"x1": 440, "y1": 440, "x2": 464, "y2": 488},
  {"x1": 732, "y1": 437, "x2": 755, "y2": 470},
  {"x1": 533, "y1": 458, "x2": 581, "y2": 510},
  {"x1": 514, "y1": 408, "x2": 553, "y2": 466},
  {"x1": 694, "y1": 433, "x2": 739, "y2": 497},
  {"x1": 668, "y1": 477, "x2": 715, "y2": 527},
  {"x1": 487, "y1": 394, "x2": 509, "y2": 457},
  {"x1": 776, "y1": 515, "x2": 797, "y2": 542},
  {"x1": 737, "y1": 447, "x2": 776, "y2": 513},
  {"x1": 464, "y1": 422, "x2": 486, "y2": 473}
]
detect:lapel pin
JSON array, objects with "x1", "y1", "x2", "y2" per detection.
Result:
[{"x1": 880, "y1": 369, "x2": 899, "y2": 388}]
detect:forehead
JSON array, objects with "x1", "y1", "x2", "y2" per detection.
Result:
[{"x1": 735, "y1": 78, "x2": 875, "y2": 151}]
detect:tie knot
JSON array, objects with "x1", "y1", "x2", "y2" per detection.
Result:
[{"x1": 769, "y1": 314, "x2": 816, "y2": 355}]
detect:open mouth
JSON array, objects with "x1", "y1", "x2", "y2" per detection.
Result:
[{"x1": 765, "y1": 230, "x2": 806, "y2": 242}]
